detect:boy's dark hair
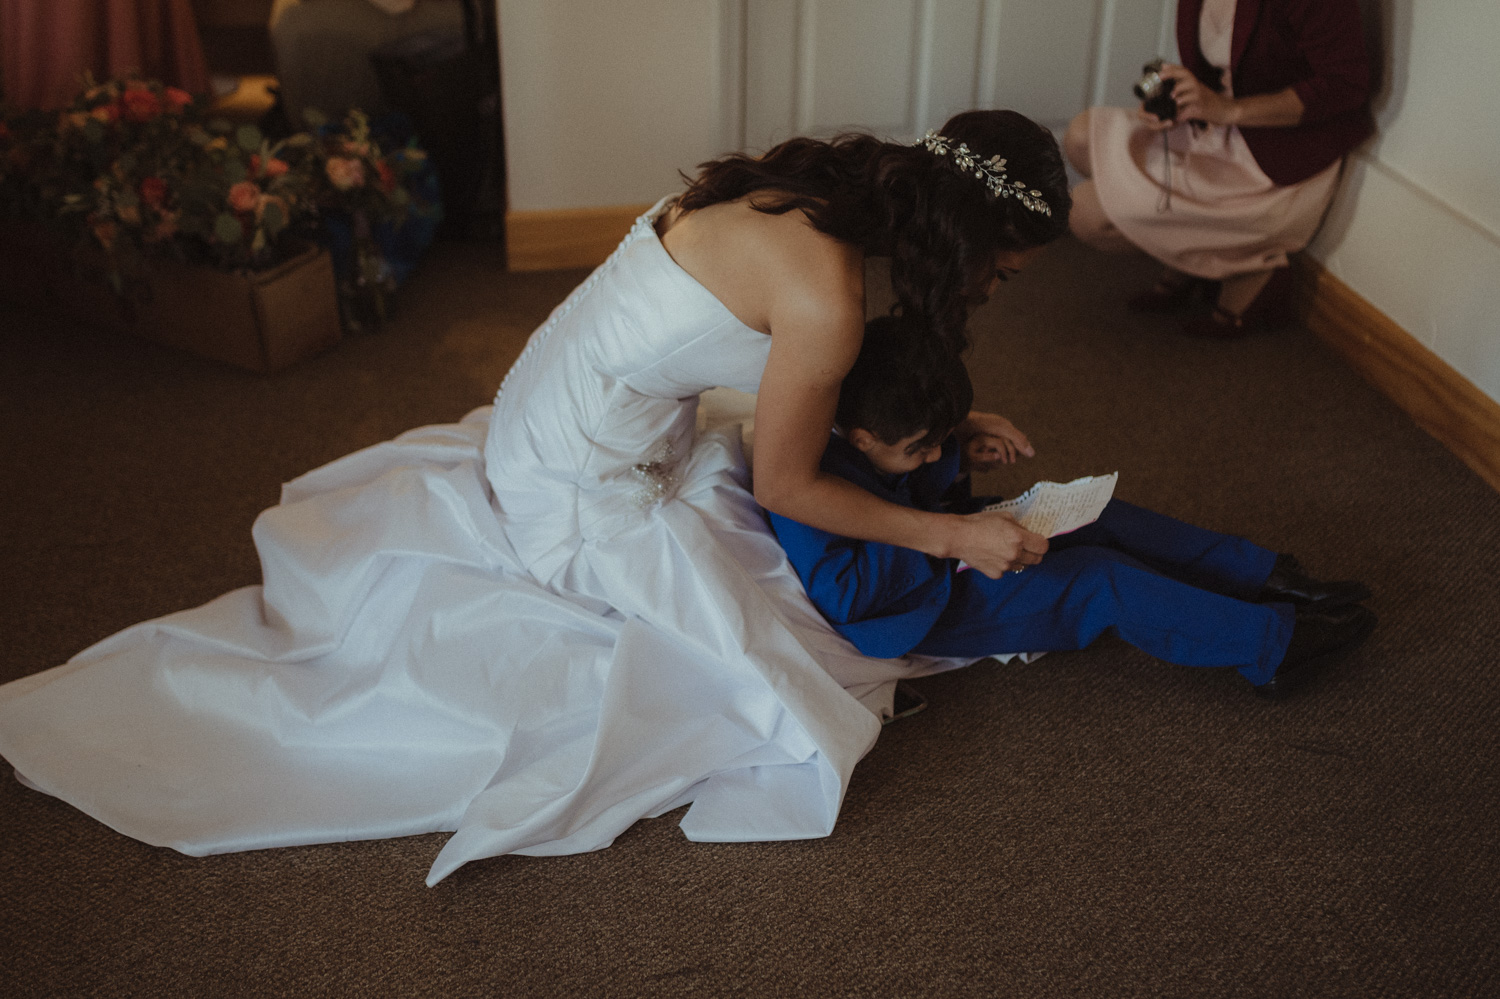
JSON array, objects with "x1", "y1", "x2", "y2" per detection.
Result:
[{"x1": 836, "y1": 315, "x2": 973, "y2": 451}]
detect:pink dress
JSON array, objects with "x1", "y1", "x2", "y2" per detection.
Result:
[{"x1": 1086, "y1": 0, "x2": 1340, "y2": 279}]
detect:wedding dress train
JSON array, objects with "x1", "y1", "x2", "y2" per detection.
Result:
[{"x1": 0, "y1": 199, "x2": 964, "y2": 884}]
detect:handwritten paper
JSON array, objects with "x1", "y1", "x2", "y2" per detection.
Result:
[{"x1": 983, "y1": 472, "x2": 1118, "y2": 538}]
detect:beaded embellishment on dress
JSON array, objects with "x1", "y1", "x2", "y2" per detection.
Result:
[{"x1": 629, "y1": 438, "x2": 682, "y2": 508}]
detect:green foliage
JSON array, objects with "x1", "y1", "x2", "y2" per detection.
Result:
[
  {"x1": 213, "y1": 212, "x2": 242, "y2": 245},
  {"x1": 0, "y1": 76, "x2": 436, "y2": 298}
]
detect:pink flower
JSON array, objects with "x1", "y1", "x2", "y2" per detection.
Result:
[
  {"x1": 324, "y1": 156, "x2": 365, "y2": 190},
  {"x1": 228, "y1": 181, "x2": 261, "y2": 214},
  {"x1": 139, "y1": 176, "x2": 167, "y2": 209}
]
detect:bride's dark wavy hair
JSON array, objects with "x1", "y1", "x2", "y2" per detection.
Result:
[{"x1": 676, "y1": 109, "x2": 1071, "y2": 355}]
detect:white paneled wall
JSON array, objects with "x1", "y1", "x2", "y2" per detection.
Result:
[
  {"x1": 499, "y1": 0, "x2": 738, "y2": 212},
  {"x1": 501, "y1": 0, "x2": 1177, "y2": 205},
  {"x1": 1308, "y1": 0, "x2": 1500, "y2": 403},
  {"x1": 739, "y1": 0, "x2": 1175, "y2": 150}
]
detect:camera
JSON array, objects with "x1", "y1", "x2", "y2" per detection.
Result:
[{"x1": 1133, "y1": 58, "x2": 1178, "y2": 121}]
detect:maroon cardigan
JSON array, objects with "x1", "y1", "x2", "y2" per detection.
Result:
[{"x1": 1177, "y1": 0, "x2": 1373, "y2": 186}]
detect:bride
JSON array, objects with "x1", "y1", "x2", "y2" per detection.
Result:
[{"x1": 0, "y1": 110, "x2": 1072, "y2": 885}]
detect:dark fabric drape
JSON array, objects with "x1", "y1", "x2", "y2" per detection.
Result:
[{"x1": 1, "y1": 0, "x2": 210, "y2": 110}]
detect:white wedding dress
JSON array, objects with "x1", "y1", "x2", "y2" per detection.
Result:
[{"x1": 0, "y1": 198, "x2": 963, "y2": 885}]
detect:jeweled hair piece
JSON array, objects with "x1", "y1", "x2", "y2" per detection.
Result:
[{"x1": 915, "y1": 130, "x2": 1052, "y2": 216}]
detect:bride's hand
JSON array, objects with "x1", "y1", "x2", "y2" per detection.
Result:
[{"x1": 953, "y1": 510, "x2": 1048, "y2": 578}]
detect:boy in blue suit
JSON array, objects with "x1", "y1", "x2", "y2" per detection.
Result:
[{"x1": 767, "y1": 316, "x2": 1375, "y2": 698}]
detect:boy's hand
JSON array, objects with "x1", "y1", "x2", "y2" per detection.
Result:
[
  {"x1": 958, "y1": 411, "x2": 1034, "y2": 471},
  {"x1": 964, "y1": 433, "x2": 1014, "y2": 469}
]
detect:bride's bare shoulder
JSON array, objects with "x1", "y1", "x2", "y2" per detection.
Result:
[{"x1": 659, "y1": 195, "x2": 862, "y2": 332}]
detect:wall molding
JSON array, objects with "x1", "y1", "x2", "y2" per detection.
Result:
[
  {"x1": 506, "y1": 204, "x2": 654, "y2": 273},
  {"x1": 1291, "y1": 254, "x2": 1500, "y2": 494}
]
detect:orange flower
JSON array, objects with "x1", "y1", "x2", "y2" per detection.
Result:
[
  {"x1": 152, "y1": 212, "x2": 179, "y2": 242},
  {"x1": 139, "y1": 176, "x2": 167, "y2": 209},
  {"x1": 163, "y1": 87, "x2": 193, "y2": 112},
  {"x1": 92, "y1": 220, "x2": 118, "y2": 252},
  {"x1": 249, "y1": 154, "x2": 290, "y2": 179},
  {"x1": 90, "y1": 104, "x2": 120, "y2": 124},
  {"x1": 121, "y1": 87, "x2": 161, "y2": 122},
  {"x1": 324, "y1": 156, "x2": 365, "y2": 190},
  {"x1": 228, "y1": 180, "x2": 261, "y2": 213}
]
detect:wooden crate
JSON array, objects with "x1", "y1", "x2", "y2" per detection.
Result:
[
  {"x1": 0, "y1": 224, "x2": 343, "y2": 374},
  {"x1": 130, "y1": 243, "x2": 343, "y2": 373}
]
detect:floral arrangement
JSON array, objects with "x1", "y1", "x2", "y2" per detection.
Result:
[
  {"x1": 0, "y1": 76, "x2": 437, "y2": 324},
  {"x1": 303, "y1": 105, "x2": 438, "y2": 326}
]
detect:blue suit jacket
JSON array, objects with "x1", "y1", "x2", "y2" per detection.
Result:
[{"x1": 767, "y1": 434, "x2": 973, "y2": 659}]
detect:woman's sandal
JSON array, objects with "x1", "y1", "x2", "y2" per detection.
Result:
[{"x1": 1179, "y1": 268, "x2": 1296, "y2": 340}]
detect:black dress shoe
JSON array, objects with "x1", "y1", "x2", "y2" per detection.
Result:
[
  {"x1": 1255, "y1": 603, "x2": 1377, "y2": 700},
  {"x1": 1258, "y1": 553, "x2": 1372, "y2": 608}
]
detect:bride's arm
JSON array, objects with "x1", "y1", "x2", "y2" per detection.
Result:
[{"x1": 750, "y1": 245, "x2": 1047, "y2": 578}]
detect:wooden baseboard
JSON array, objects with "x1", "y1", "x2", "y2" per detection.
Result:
[
  {"x1": 1290, "y1": 254, "x2": 1500, "y2": 494},
  {"x1": 506, "y1": 204, "x2": 654, "y2": 272}
]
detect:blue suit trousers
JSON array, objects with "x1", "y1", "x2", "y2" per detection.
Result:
[{"x1": 912, "y1": 500, "x2": 1295, "y2": 685}]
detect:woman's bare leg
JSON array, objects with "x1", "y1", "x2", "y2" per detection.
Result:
[
  {"x1": 1181, "y1": 267, "x2": 1292, "y2": 337},
  {"x1": 1217, "y1": 269, "x2": 1274, "y2": 317},
  {"x1": 1069, "y1": 180, "x2": 1138, "y2": 254}
]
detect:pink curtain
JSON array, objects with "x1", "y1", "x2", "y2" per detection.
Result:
[{"x1": 1, "y1": 0, "x2": 211, "y2": 110}]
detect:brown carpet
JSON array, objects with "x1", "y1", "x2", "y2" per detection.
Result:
[{"x1": 2, "y1": 237, "x2": 1497, "y2": 998}]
